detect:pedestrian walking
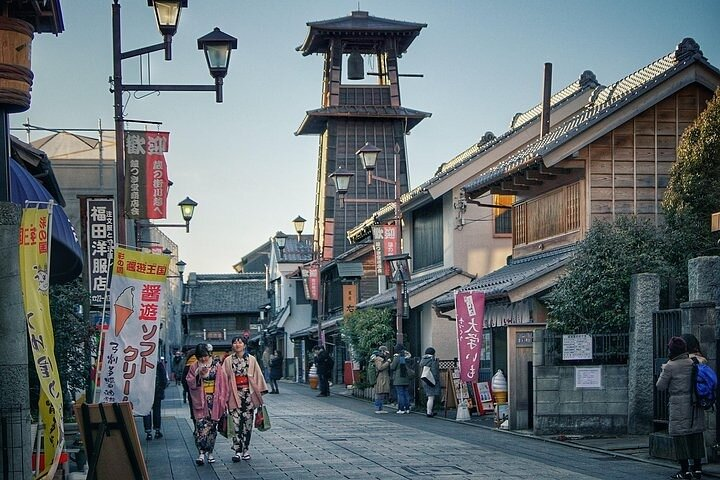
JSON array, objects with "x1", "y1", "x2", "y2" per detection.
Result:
[
  {"x1": 656, "y1": 336, "x2": 706, "y2": 479},
  {"x1": 269, "y1": 350, "x2": 283, "y2": 394},
  {"x1": 172, "y1": 350, "x2": 184, "y2": 386},
  {"x1": 143, "y1": 358, "x2": 168, "y2": 440},
  {"x1": 262, "y1": 345, "x2": 272, "y2": 382},
  {"x1": 313, "y1": 345, "x2": 333, "y2": 397},
  {"x1": 186, "y1": 343, "x2": 227, "y2": 466},
  {"x1": 181, "y1": 348, "x2": 196, "y2": 410},
  {"x1": 372, "y1": 345, "x2": 391, "y2": 413},
  {"x1": 419, "y1": 346, "x2": 441, "y2": 417},
  {"x1": 220, "y1": 335, "x2": 268, "y2": 462},
  {"x1": 390, "y1": 344, "x2": 414, "y2": 414}
]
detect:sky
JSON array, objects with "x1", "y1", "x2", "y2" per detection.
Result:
[{"x1": 13, "y1": 0, "x2": 720, "y2": 274}]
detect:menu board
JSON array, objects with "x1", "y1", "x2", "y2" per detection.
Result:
[{"x1": 562, "y1": 334, "x2": 593, "y2": 360}]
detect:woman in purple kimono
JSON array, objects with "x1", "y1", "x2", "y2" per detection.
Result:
[{"x1": 186, "y1": 343, "x2": 228, "y2": 466}]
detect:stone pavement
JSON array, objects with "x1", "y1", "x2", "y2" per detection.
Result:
[{"x1": 67, "y1": 380, "x2": 720, "y2": 479}]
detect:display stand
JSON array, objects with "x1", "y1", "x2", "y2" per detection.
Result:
[
  {"x1": 471, "y1": 382, "x2": 494, "y2": 415},
  {"x1": 75, "y1": 402, "x2": 149, "y2": 480},
  {"x1": 442, "y1": 369, "x2": 456, "y2": 417}
]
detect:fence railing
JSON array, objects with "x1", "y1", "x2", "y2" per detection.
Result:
[{"x1": 542, "y1": 331, "x2": 629, "y2": 366}]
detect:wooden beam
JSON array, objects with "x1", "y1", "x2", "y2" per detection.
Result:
[
  {"x1": 538, "y1": 165, "x2": 569, "y2": 176},
  {"x1": 526, "y1": 169, "x2": 551, "y2": 181},
  {"x1": 501, "y1": 181, "x2": 527, "y2": 192}
]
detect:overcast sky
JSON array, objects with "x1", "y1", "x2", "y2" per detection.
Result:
[{"x1": 13, "y1": 0, "x2": 720, "y2": 273}]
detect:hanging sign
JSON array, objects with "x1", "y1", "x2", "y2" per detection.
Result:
[
  {"x1": 19, "y1": 203, "x2": 64, "y2": 480},
  {"x1": 307, "y1": 264, "x2": 319, "y2": 301},
  {"x1": 85, "y1": 197, "x2": 115, "y2": 307},
  {"x1": 124, "y1": 130, "x2": 170, "y2": 220},
  {"x1": 97, "y1": 247, "x2": 170, "y2": 415},
  {"x1": 372, "y1": 224, "x2": 398, "y2": 275},
  {"x1": 455, "y1": 290, "x2": 485, "y2": 382}
]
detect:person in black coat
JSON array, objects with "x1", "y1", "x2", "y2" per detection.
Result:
[
  {"x1": 269, "y1": 350, "x2": 283, "y2": 394},
  {"x1": 143, "y1": 359, "x2": 168, "y2": 440},
  {"x1": 313, "y1": 346, "x2": 333, "y2": 397}
]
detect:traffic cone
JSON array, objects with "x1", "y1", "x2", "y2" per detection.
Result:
[{"x1": 455, "y1": 399, "x2": 471, "y2": 421}]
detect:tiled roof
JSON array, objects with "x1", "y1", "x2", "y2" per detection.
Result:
[
  {"x1": 463, "y1": 38, "x2": 717, "y2": 196},
  {"x1": 357, "y1": 266, "x2": 470, "y2": 309},
  {"x1": 275, "y1": 235, "x2": 314, "y2": 263},
  {"x1": 185, "y1": 273, "x2": 267, "y2": 314},
  {"x1": 346, "y1": 71, "x2": 600, "y2": 242},
  {"x1": 297, "y1": 10, "x2": 426, "y2": 56},
  {"x1": 433, "y1": 245, "x2": 576, "y2": 309},
  {"x1": 296, "y1": 105, "x2": 431, "y2": 135}
]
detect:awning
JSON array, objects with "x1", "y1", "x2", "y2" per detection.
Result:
[{"x1": 10, "y1": 157, "x2": 83, "y2": 284}]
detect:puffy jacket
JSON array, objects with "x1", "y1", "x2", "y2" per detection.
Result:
[
  {"x1": 390, "y1": 351, "x2": 413, "y2": 386},
  {"x1": 373, "y1": 354, "x2": 392, "y2": 394},
  {"x1": 656, "y1": 352, "x2": 706, "y2": 436}
]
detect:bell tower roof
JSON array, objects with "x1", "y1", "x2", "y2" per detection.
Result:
[{"x1": 297, "y1": 10, "x2": 427, "y2": 56}]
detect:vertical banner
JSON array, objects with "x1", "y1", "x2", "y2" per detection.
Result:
[
  {"x1": 85, "y1": 197, "x2": 115, "y2": 307},
  {"x1": 454, "y1": 291, "x2": 485, "y2": 382},
  {"x1": 372, "y1": 224, "x2": 398, "y2": 275},
  {"x1": 307, "y1": 264, "x2": 319, "y2": 301},
  {"x1": 124, "y1": 130, "x2": 170, "y2": 220},
  {"x1": 97, "y1": 247, "x2": 170, "y2": 415},
  {"x1": 322, "y1": 218, "x2": 334, "y2": 261},
  {"x1": 19, "y1": 204, "x2": 64, "y2": 480}
]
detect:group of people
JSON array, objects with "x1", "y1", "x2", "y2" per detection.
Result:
[
  {"x1": 185, "y1": 336, "x2": 269, "y2": 465},
  {"x1": 369, "y1": 343, "x2": 440, "y2": 417}
]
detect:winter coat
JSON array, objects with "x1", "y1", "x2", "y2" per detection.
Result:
[
  {"x1": 656, "y1": 352, "x2": 706, "y2": 436},
  {"x1": 186, "y1": 357, "x2": 228, "y2": 421},
  {"x1": 372, "y1": 354, "x2": 392, "y2": 394},
  {"x1": 269, "y1": 355, "x2": 283, "y2": 380},
  {"x1": 419, "y1": 354, "x2": 441, "y2": 397},
  {"x1": 390, "y1": 351, "x2": 414, "y2": 386},
  {"x1": 220, "y1": 353, "x2": 268, "y2": 412},
  {"x1": 315, "y1": 349, "x2": 333, "y2": 376}
]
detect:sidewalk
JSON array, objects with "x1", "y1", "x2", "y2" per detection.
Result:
[{"x1": 328, "y1": 381, "x2": 720, "y2": 478}]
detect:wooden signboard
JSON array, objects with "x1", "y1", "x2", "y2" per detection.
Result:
[{"x1": 75, "y1": 402, "x2": 149, "y2": 480}]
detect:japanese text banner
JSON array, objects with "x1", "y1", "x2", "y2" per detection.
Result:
[
  {"x1": 124, "y1": 131, "x2": 169, "y2": 220},
  {"x1": 98, "y1": 247, "x2": 170, "y2": 415},
  {"x1": 19, "y1": 205, "x2": 63, "y2": 480},
  {"x1": 455, "y1": 291, "x2": 485, "y2": 382}
]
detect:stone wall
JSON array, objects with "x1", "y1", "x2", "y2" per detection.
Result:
[{"x1": 534, "y1": 364, "x2": 629, "y2": 435}]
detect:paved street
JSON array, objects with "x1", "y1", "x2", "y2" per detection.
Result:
[{"x1": 134, "y1": 381, "x2": 690, "y2": 479}]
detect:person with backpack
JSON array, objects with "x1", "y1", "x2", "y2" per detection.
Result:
[
  {"x1": 370, "y1": 345, "x2": 391, "y2": 414},
  {"x1": 656, "y1": 336, "x2": 707, "y2": 479},
  {"x1": 419, "y1": 346, "x2": 441, "y2": 417},
  {"x1": 390, "y1": 344, "x2": 414, "y2": 414}
]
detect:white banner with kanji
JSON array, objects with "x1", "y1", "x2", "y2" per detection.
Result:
[{"x1": 97, "y1": 247, "x2": 169, "y2": 415}]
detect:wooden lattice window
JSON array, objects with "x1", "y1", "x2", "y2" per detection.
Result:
[{"x1": 512, "y1": 182, "x2": 581, "y2": 246}]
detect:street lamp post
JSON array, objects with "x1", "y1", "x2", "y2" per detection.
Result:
[
  {"x1": 330, "y1": 143, "x2": 407, "y2": 345},
  {"x1": 135, "y1": 196, "x2": 198, "y2": 245},
  {"x1": 112, "y1": 0, "x2": 236, "y2": 245}
]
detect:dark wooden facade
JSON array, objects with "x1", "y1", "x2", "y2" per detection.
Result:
[{"x1": 296, "y1": 11, "x2": 430, "y2": 257}]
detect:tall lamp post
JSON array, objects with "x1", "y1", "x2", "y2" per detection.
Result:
[
  {"x1": 329, "y1": 143, "x2": 408, "y2": 345},
  {"x1": 136, "y1": 196, "x2": 198, "y2": 245},
  {"x1": 112, "y1": 0, "x2": 236, "y2": 245}
]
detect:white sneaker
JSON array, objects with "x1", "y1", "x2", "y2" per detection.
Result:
[
  {"x1": 396, "y1": 410, "x2": 404, "y2": 414},
  {"x1": 207, "y1": 454, "x2": 215, "y2": 463}
]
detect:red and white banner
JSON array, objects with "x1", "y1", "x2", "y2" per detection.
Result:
[
  {"x1": 372, "y1": 224, "x2": 399, "y2": 275},
  {"x1": 455, "y1": 291, "x2": 485, "y2": 382},
  {"x1": 307, "y1": 264, "x2": 319, "y2": 301},
  {"x1": 124, "y1": 130, "x2": 170, "y2": 220},
  {"x1": 96, "y1": 247, "x2": 170, "y2": 415}
]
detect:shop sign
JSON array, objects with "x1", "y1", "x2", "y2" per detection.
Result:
[
  {"x1": 454, "y1": 290, "x2": 485, "y2": 382},
  {"x1": 85, "y1": 197, "x2": 115, "y2": 307},
  {"x1": 124, "y1": 130, "x2": 169, "y2": 220}
]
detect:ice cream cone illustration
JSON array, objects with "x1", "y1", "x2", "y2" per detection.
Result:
[{"x1": 113, "y1": 286, "x2": 135, "y2": 336}]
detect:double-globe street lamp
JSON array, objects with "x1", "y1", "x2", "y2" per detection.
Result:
[
  {"x1": 112, "y1": 0, "x2": 237, "y2": 245},
  {"x1": 329, "y1": 143, "x2": 410, "y2": 345}
]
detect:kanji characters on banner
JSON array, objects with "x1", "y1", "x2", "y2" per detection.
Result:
[
  {"x1": 371, "y1": 224, "x2": 399, "y2": 275},
  {"x1": 124, "y1": 130, "x2": 170, "y2": 220},
  {"x1": 454, "y1": 291, "x2": 485, "y2": 382},
  {"x1": 85, "y1": 197, "x2": 115, "y2": 307},
  {"x1": 97, "y1": 247, "x2": 170, "y2": 415},
  {"x1": 19, "y1": 203, "x2": 64, "y2": 480}
]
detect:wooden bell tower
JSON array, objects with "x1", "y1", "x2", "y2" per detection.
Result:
[{"x1": 296, "y1": 10, "x2": 430, "y2": 257}]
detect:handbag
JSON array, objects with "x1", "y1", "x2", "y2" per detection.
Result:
[
  {"x1": 421, "y1": 365, "x2": 436, "y2": 387},
  {"x1": 254, "y1": 405, "x2": 271, "y2": 431},
  {"x1": 218, "y1": 412, "x2": 233, "y2": 438}
]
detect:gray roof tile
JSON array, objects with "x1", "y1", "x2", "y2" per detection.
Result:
[
  {"x1": 463, "y1": 38, "x2": 716, "y2": 196},
  {"x1": 186, "y1": 273, "x2": 267, "y2": 314},
  {"x1": 433, "y1": 245, "x2": 576, "y2": 308}
]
